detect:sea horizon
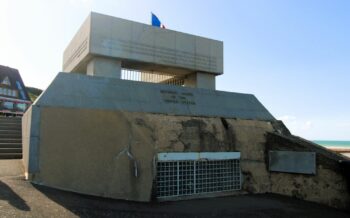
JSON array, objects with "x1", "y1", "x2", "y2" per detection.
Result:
[{"x1": 313, "y1": 140, "x2": 350, "y2": 147}]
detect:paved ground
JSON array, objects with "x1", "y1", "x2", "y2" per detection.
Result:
[{"x1": 0, "y1": 160, "x2": 349, "y2": 218}]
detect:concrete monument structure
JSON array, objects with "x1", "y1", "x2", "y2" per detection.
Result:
[
  {"x1": 63, "y1": 12, "x2": 223, "y2": 90},
  {"x1": 23, "y1": 12, "x2": 350, "y2": 210}
]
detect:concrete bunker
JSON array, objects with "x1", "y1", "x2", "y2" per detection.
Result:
[{"x1": 22, "y1": 12, "x2": 350, "y2": 209}]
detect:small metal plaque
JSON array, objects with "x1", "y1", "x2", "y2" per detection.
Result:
[
  {"x1": 269, "y1": 151, "x2": 316, "y2": 175},
  {"x1": 160, "y1": 90, "x2": 196, "y2": 105}
]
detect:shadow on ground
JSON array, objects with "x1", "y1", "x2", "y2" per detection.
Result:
[
  {"x1": 0, "y1": 158, "x2": 349, "y2": 218},
  {"x1": 32, "y1": 183, "x2": 350, "y2": 218},
  {"x1": 0, "y1": 180, "x2": 30, "y2": 212}
]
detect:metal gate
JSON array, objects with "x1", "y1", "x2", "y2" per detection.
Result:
[{"x1": 155, "y1": 152, "x2": 241, "y2": 199}]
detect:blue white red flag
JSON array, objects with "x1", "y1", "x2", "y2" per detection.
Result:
[{"x1": 151, "y1": 13, "x2": 166, "y2": 29}]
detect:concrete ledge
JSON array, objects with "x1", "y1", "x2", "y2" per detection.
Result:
[
  {"x1": 36, "y1": 72, "x2": 275, "y2": 121},
  {"x1": 63, "y1": 12, "x2": 223, "y2": 76}
]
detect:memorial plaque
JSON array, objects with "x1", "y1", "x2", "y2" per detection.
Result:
[
  {"x1": 160, "y1": 90, "x2": 195, "y2": 105},
  {"x1": 269, "y1": 151, "x2": 316, "y2": 174}
]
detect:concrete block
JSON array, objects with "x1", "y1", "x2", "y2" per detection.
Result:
[
  {"x1": 63, "y1": 12, "x2": 223, "y2": 76},
  {"x1": 87, "y1": 57, "x2": 121, "y2": 79},
  {"x1": 184, "y1": 72, "x2": 216, "y2": 90}
]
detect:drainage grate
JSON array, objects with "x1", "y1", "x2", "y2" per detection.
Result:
[{"x1": 156, "y1": 152, "x2": 241, "y2": 199}]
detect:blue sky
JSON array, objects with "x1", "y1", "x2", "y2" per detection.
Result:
[{"x1": 0, "y1": 0, "x2": 349, "y2": 140}]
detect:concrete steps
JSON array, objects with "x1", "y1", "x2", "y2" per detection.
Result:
[
  {"x1": 0, "y1": 124, "x2": 21, "y2": 130},
  {"x1": 0, "y1": 148, "x2": 22, "y2": 153},
  {"x1": 0, "y1": 117, "x2": 21, "y2": 122},
  {"x1": 0, "y1": 117, "x2": 22, "y2": 159},
  {"x1": 0, "y1": 143, "x2": 22, "y2": 148},
  {"x1": 0, "y1": 153, "x2": 22, "y2": 159},
  {"x1": 0, "y1": 133, "x2": 21, "y2": 139},
  {"x1": 0, "y1": 138, "x2": 21, "y2": 143},
  {"x1": 0, "y1": 130, "x2": 21, "y2": 134}
]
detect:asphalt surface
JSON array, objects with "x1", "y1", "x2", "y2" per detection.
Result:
[{"x1": 0, "y1": 160, "x2": 349, "y2": 218}]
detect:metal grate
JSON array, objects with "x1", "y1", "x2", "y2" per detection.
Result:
[
  {"x1": 121, "y1": 68, "x2": 185, "y2": 86},
  {"x1": 156, "y1": 157, "x2": 241, "y2": 199}
]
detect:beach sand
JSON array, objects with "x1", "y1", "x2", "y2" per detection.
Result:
[
  {"x1": 341, "y1": 153, "x2": 350, "y2": 158},
  {"x1": 324, "y1": 146, "x2": 350, "y2": 158}
]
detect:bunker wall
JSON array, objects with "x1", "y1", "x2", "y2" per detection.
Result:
[{"x1": 24, "y1": 107, "x2": 350, "y2": 208}]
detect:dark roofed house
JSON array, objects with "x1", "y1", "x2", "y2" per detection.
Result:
[{"x1": 0, "y1": 65, "x2": 31, "y2": 116}]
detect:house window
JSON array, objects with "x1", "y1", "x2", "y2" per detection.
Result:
[
  {"x1": 16, "y1": 103, "x2": 27, "y2": 111},
  {"x1": 2, "y1": 101, "x2": 14, "y2": 110},
  {"x1": 0, "y1": 88, "x2": 18, "y2": 98},
  {"x1": 12, "y1": 90, "x2": 18, "y2": 97},
  {"x1": 1, "y1": 76, "x2": 11, "y2": 86}
]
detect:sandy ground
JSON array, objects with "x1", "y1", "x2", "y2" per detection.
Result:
[
  {"x1": 342, "y1": 153, "x2": 350, "y2": 158},
  {"x1": 324, "y1": 146, "x2": 350, "y2": 158},
  {"x1": 0, "y1": 159, "x2": 349, "y2": 218}
]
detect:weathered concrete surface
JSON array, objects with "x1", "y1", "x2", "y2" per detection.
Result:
[
  {"x1": 21, "y1": 73, "x2": 349, "y2": 209},
  {"x1": 36, "y1": 108, "x2": 155, "y2": 201},
  {"x1": 1, "y1": 160, "x2": 350, "y2": 218},
  {"x1": 227, "y1": 119, "x2": 274, "y2": 194},
  {"x1": 266, "y1": 134, "x2": 350, "y2": 209},
  {"x1": 23, "y1": 106, "x2": 350, "y2": 208}
]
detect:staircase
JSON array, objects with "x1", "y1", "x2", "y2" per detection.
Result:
[{"x1": 0, "y1": 117, "x2": 22, "y2": 159}]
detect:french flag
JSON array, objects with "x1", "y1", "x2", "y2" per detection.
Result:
[{"x1": 151, "y1": 13, "x2": 166, "y2": 29}]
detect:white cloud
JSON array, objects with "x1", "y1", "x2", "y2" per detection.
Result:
[{"x1": 277, "y1": 115, "x2": 313, "y2": 135}]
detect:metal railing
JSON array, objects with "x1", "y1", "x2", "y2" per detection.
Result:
[
  {"x1": 156, "y1": 159, "x2": 241, "y2": 199},
  {"x1": 121, "y1": 68, "x2": 184, "y2": 86}
]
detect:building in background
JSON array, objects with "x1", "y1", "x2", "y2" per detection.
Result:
[{"x1": 0, "y1": 65, "x2": 31, "y2": 116}]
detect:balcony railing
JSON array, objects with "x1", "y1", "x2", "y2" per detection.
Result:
[{"x1": 121, "y1": 68, "x2": 184, "y2": 86}]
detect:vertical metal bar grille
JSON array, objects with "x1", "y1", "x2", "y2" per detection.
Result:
[
  {"x1": 156, "y1": 159, "x2": 241, "y2": 199},
  {"x1": 121, "y1": 68, "x2": 184, "y2": 86}
]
